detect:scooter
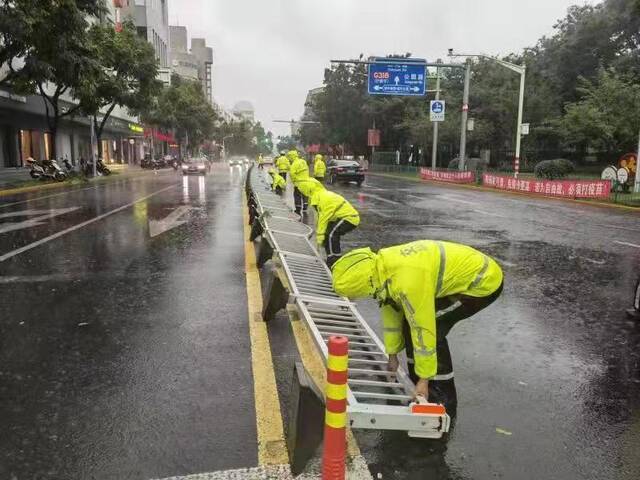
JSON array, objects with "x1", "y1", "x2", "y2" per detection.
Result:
[
  {"x1": 43, "y1": 159, "x2": 68, "y2": 182},
  {"x1": 97, "y1": 158, "x2": 111, "y2": 176},
  {"x1": 26, "y1": 158, "x2": 46, "y2": 179}
]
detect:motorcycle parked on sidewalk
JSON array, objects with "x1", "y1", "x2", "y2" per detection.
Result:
[
  {"x1": 97, "y1": 158, "x2": 111, "y2": 176},
  {"x1": 26, "y1": 157, "x2": 67, "y2": 182}
]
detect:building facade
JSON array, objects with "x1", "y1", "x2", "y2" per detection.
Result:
[
  {"x1": 190, "y1": 38, "x2": 213, "y2": 105},
  {"x1": 169, "y1": 26, "x2": 199, "y2": 81}
]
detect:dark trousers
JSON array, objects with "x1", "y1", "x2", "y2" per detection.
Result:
[
  {"x1": 294, "y1": 187, "x2": 308, "y2": 214},
  {"x1": 279, "y1": 172, "x2": 287, "y2": 181},
  {"x1": 403, "y1": 282, "x2": 504, "y2": 408},
  {"x1": 274, "y1": 186, "x2": 284, "y2": 196},
  {"x1": 324, "y1": 220, "x2": 357, "y2": 266}
]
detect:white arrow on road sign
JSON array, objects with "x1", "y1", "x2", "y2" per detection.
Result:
[
  {"x1": 148, "y1": 205, "x2": 192, "y2": 238},
  {"x1": 394, "y1": 76, "x2": 400, "y2": 85},
  {"x1": 0, "y1": 207, "x2": 80, "y2": 234},
  {"x1": 373, "y1": 85, "x2": 382, "y2": 91},
  {"x1": 430, "y1": 100, "x2": 446, "y2": 122}
]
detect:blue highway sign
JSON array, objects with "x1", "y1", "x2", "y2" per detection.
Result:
[{"x1": 368, "y1": 61, "x2": 427, "y2": 96}]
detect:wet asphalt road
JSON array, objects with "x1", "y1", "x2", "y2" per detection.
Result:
[
  {"x1": 0, "y1": 166, "x2": 257, "y2": 479},
  {"x1": 324, "y1": 174, "x2": 640, "y2": 480},
  {"x1": 2, "y1": 166, "x2": 640, "y2": 480}
]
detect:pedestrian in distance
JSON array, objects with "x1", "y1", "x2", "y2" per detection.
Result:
[
  {"x1": 257, "y1": 154, "x2": 264, "y2": 169},
  {"x1": 289, "y1": 150, "x2": 311, "y2": 216},
  {"x1": 331, "y1": 240, "x2": 504, "y2": 409},
  {"x1": 268, "y1": 167, "x2": 286, "y2": 196},
  {"x1": 275, "y1": 151, "x2": 290, "y2": 181},
  {"x1": 299, "y1": 180, "x2": 359, "y2": 266},
  {"x1": 313, "y1": 154, "x2": 326, "y2": 183}
]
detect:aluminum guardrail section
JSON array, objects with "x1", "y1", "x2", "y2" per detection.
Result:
[{"x1": 246, "y1": 167, "x2": 450, "y2": 439}]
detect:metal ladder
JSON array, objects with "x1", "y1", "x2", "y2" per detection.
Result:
[{"x1": 247, "y1": 167, "x2": 449, "y2": 438}]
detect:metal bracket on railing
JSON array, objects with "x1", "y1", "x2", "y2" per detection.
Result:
[{"x1": 246, "y1": 166, "x2": 450, "y2": 439}]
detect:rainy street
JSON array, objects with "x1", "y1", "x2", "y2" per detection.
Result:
[{"x1": 1, "y1": 167, "x2": 640, "y2": 479}]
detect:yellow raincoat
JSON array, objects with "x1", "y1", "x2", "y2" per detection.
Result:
[
  {"x1": 309, "y1": 189, "x2": 360, "y2": 246},
  {"x1": 313, "y1": 155, "x2": 326, "y2": 179},
  {"x1": 333, "y1": 240, "x2": 503, "y2": 379},
  {"x1": 275, "y1": 155, "x2": 290, "y2": 173},
  {"x1": 269, "y1": 169, "x2": 286, "y2": 191},
  {"x1": 290, "y1": 156, "x2": 310, "y2": 185}
]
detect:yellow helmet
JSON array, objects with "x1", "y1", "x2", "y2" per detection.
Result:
[
  {"x1": 297, "y1": 178, "x2": 324, "y2": 197},
  {"x1": 287, "y1": 150, "x2": 298, "y2": 161},
  {"x1": 315, "y1": 154, "x2": 323, "y2": 162},
  {"x1": 332, "y1": 248, "x2": 378, "y2": 299}
]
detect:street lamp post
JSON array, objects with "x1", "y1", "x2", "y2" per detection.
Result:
[{"x1": 449, "y1": 52, "x2": 526, "y2": 178}]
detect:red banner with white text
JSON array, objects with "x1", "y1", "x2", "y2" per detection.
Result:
[
  {"x1": 420, "y1": 168, "x2": 476, "y2": 183},
  {"x1": 482, "y1": 174, "x2": 612, "y2": 199}
]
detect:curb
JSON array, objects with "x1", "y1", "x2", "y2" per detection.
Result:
[
  {"x1": 368, "y1": 172, "x2": 640, "y2": 213},
  {"x1": 0, "y1": 168, "x2": 169, "y2": 198}
]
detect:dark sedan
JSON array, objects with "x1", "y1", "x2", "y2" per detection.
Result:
[{"x1": 327, "y1": 159, "x2": 365, "y2": 186}]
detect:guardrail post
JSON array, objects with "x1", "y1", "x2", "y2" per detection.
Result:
[{"x1": 322, "y1": 336, "x2": 349, "y2": 480}]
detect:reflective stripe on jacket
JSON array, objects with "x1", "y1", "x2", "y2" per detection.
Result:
[
  {"x1": 309, "y1": 189, "x2": 360, "y2": 244},
  {"x1": 275, "y1": 156, "x2": 290, "y2": 172},
  {"x1": 376, "y1": 240, "x2": 503, "y2": 379}
]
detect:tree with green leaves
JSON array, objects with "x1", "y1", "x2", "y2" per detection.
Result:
[
  {"x1": 145, "y1": 74, "x2": 218, "y2": 154},
  {"x1": 78, "y1": 21, "x2": 161, "y2": 158},
  {"x1": 1, "y1": 0, "x2": 106, "y2": 156},
  {"x1": 560, "y1": 69, "x2": 640, "y2": 153}
]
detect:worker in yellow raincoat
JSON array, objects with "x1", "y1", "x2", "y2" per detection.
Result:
[
  {"x1": 289, "y1": 150, "x2": 311, "y2": 215},
  {"x1": 300, "y1": 180, "x2": 360, "y2": 266},
  {"x1": 332, "y1": 240, "x2": 503, "y2": 406},
  {"x1": 313, "y1": 154, "x2": 326, "y2": 182},
  {"x1": 257, "y1": 154, "x2": 264, "y2": 169},
  {"x1": 268, "y1": 168, "x2": 286, "y2": 196},
  {"x1": 275, "y1": 152, "x2": 290, "y2": 181}
]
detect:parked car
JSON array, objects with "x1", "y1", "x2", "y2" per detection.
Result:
[
  {"x1": 327, "y1": 159, "x2": 365, "y2": 186},
  {"x1": 181, "y1": 157, "x2": 208, "y2": 175}
]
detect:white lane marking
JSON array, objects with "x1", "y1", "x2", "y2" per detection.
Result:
[
  {"x1": 0, "y1": 185, "x2": 101, "y2": 209},
  {"x1": 407, "y1": 194, "x2": 424, "y2": 200},
  {"x1": 472, "y1": 209, "x2": 504, "y2": 218},
  {"x1": 614, "y1": 240, "x2": 640, "y2": 249},
  {"x1": 0, "y1": 185, "x2": 174, "y2": 262},
  {"x1": 359, "y1": 193, "x2": 402, "y2": 205},
  {"x1": 149, "y1": 205, "x2": 192, "y2": 237},
  {"x1": 495, "y1": 259, "x2": 517, "y2": 267},
  {"x1": 0, "y1": 207, "x2": 79, "y2": 234},
  {"x1": 370, "y1": 210, "x2": 394, "y2": 218},
  {"x1": 438, "y1": 194, "x2": 477, "y2": 206}
]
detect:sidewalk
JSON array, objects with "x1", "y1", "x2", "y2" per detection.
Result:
[{"x1": 0, "y1": 164, "x2": 165, "y2": 197}]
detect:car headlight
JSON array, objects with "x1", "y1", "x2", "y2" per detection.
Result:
[{"x1": 182, "y1": 165, "x2": 188, "y2": 170}]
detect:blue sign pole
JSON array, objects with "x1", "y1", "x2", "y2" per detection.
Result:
[{"x1": 368, "y1": 61, "x2": 427, "y2": 96}]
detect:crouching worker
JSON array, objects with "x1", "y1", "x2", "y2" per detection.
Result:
[
  {"x1": 331, "y1": 240, "x2": 503, "y2": 408},
  {"x1": 299, "y1": 180, "x2": 359, "y2": 266},
  {"x1": 268, "y1": 168, "x2": 286, "y2": 196}
]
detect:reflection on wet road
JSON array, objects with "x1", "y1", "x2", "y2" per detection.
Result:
[
  {"x1": 326, "y1": 175, "x2": 640, "y2": 480},
  {"x1": 0, "y1": 167, "x2": 258, "y2": 479}
]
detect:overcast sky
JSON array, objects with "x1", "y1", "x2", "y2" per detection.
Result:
[{"x1": 169, "y1": 0, "x2": 596, "y2": 137}]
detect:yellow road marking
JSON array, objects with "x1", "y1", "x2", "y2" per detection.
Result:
[{"x1": 242, "y1": 195, "x2": 289, "y2": 466}]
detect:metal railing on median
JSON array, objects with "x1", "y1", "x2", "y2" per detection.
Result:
[{"x1": 246, "y1": 166, "x2": 450, "y2": 439}]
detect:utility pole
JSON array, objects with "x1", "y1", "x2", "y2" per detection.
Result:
[
  {"x1": 90, "y1": 118, "x2": 97, "y2": 177},
  {"x1": 371, "y1": 118, "x2": 376, "y2": 163},
  {"x1": 431, "y1": 59, "x2": 442, "y2": 170},
  {"x1": 514, "y1": 66, "x2": 526, "y2": 179},
  {"x1": 458, "y1": 60, "x2": 471, "y2": 171},
  {"x1": 635, "y1": 127, "x2": 640, "y2": 193}
]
